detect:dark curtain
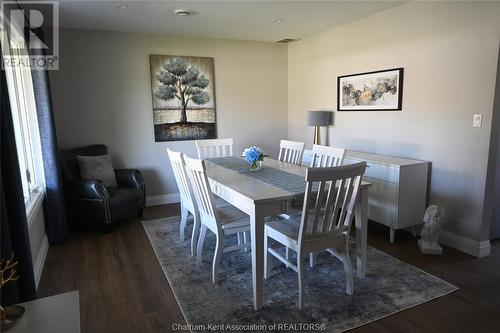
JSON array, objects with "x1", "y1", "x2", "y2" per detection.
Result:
[
  {"x1": 14, "y1": 0, "x2": 68, "y2": 242},
  {"x1": 1, "y1": 56, "x2": 38, "y2": 306},
  {"x1": 30, "y1": 28, "x2": 68, "y2": 243},
  {"x1": 27, "y1": 24, "x2": 68, "y2": 243}
]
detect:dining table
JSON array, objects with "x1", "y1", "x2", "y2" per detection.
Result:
[{"x1": 204, "y1": 157, "x2": 370, "y2": 311}]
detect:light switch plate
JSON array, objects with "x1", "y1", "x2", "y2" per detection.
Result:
[{"x1": 473, "y1": 114, "x2": 482, "y2": 128}]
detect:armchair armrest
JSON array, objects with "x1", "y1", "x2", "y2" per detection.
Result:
[
  {"x1": 72, "y1": 179, "x2": 109, "y2": 200},
  {"x1": 115, "y1": 169, "x2": 146, "y2": 206},
  {"x1": 115, "y1": 169, "x2": 144, "y2": 190}
]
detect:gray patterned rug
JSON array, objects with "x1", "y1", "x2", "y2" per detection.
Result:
[{"x1": 142, "y1": 217, "x2": 457, "y2": 332}]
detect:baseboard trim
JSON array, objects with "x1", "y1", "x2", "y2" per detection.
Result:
[
  {"x1": 440, "y1": 230, "x2": 491, "y2": 258},
  {"x1": 146, "y1": 193, "x2": 180, "y2": 207},
  {"x1": 34, "y1": 235, "x2": 49, "y2": 289}
]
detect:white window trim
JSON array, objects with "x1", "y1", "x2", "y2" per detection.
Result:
[
  {"x1": 1, "y1": 10, "x2": 46, "y2": 218},
  {"x1": 26, "y1": 189, "x2": 45, "y2": 226}
]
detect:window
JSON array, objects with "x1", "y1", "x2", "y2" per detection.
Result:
[{"x1": 1, "y1": 15, "x2": 45, "y2": 213}]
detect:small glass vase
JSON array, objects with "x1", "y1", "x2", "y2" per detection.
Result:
[{"x1": 249, "y1": 160, "x2": 262, "y2": 171}]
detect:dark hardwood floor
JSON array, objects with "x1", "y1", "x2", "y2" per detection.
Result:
[{"x1": 38, "y1": 204, "x2": 500, "y2": 332}]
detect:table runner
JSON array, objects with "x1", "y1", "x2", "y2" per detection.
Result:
[{"x1": 208, "y1": 157, "x2": 308, "y2": 196}]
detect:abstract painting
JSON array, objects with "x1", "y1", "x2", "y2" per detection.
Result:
[
  {"x1": 337, "y1": 68, "x2": 403, "y2": 111},
  {"x1": 150, "y1": 55, "x2": 216, "y2": 141}
]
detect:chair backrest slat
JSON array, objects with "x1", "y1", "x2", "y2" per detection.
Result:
[
  {"x1": 337, "y1": 177, "x2": 353, "y2": 230},
  {"x1": 321, "y1": 181, "x2": 337, "y2": 234},
  {"x1": 311, "y1": 180, "x2": 327, "y2": 234},
  {"x1": 330, "y1": 178, "x2": 344, "y2": 228},
  {"x1": 298, "y1": 162, "x2": 366, "y2": 243},
  {"x1": 278, "y1": 140, "x2": 305, "y2": 165},
  {"x1": 196, "y1": 138, "x2": 234, "y2": 159},
  {"x1": 311, "y1": 144, "x2": 345, "y2": 168},
  {"x1": 300, "y1": 181, "x2": 313, "y2": 233},
  {"x1": 167, "y1": 149, "x2": 195, "y2": 211},
  {"x1": 183, "y1": 155, "x2": 223, "y2": 233}
]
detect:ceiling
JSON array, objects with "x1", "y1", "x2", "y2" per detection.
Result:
[{"x1": 56, "y1": 0, "x2": 405, "y2": 42}]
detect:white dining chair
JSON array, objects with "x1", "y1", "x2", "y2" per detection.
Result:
[
  {"x1": 195, "y1": 138, "x2": 251, "y2": 247},
  {"x1": 167, "y1": 149, "x2": 232, "y2": 257},
  {"x1": 195, "y1": 138, "x2": 233, "y2": 158},
  {"x1": 308, "y1": 145, "x2": 348, "y2": 266},
  {"x1": 278, "y1": 140, "x2": 305, "y2": 165},
  {"x1": 311, "y1": 144, "x2": 346, "y2": 167},
  {"x1": 183, "y1": 155, "x2": 252, "y2": 284},
  {"x1": 167, "y1": 149, "x2": 200, "y2": 257},
  {"x1": 283, "y1": 145, "x2": 346, "y2": 264},
  {"x1": 276, "y1": 139, "x2": 306, "y2": 263},
  {"x1": 264, "y1": 162, "x2": 367, "y2": 309}
]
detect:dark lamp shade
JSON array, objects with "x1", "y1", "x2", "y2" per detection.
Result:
[{"x1": 307, "y1": 111, "x2": 332, "y2": 126}]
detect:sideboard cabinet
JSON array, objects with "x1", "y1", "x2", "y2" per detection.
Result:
[{"x1": 343, "y1": 150, "x2": 430, "y2": 243}]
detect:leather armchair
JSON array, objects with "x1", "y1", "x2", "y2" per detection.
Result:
[{"x1": 60, "y1": 144, "x2": 146, "y2": 226}]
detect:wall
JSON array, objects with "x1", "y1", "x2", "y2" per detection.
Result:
[
  {"x1": 50, "y1": 29, "x2": 288, "y2": 203},
  {"x1": 487, "y1": 44, "x2": 500, "y2": 240},
  {"x1": 288, "y1": 2, "x2": 500, "y2": 252}
]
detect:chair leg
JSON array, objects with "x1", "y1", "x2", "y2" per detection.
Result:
[
  {"x1": 285, "y1": 247, "x2": 290, "y2": 268},
  {"x1": 309, "y1": 252, "x2": 316, "y2": 268},
  {"x1": 180, "y1": 204, "x2": 189, "y2": 241},
  {"x1": 264, "y1": 233, "x2": 272, "y2": 279},
  {"x1": 237, "y1": 232, "x2": 242, "y2": 246},
  {"x1": 298, "y1": 252, "x2": 305, "y2": 310},
  {"x1": 243, "y1": 231, "x2": 249, "y2": 252},
  {"x1": 212, "y1": 233, "x2": 224, "y2": 285},
  {"x1": 343, "y1": 241, "x2": 354, "y2": 295},
  {"x1": 197, "y1": 224, "x2": 207, "y2": 264},
  {"x1": 390, "y1": 228, "x2": 395, "y2": 243},
  {"x1": 190, "y1": 212, "x2": 200, "y2": 257}
]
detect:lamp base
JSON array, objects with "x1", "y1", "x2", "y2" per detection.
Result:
[{"x1": 313, "y1": 126, "x2": 321, "y2": 145}]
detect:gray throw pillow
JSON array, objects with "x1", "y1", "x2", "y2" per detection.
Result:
[{"x1": 77, "y1": 154, "x2": 117, "y2": 187}]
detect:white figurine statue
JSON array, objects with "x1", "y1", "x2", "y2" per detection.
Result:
[{"x1": 418, "y1": 205, "x2": 443, "y2": 255}]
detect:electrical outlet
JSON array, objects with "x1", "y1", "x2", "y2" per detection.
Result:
[{"x1": 473, "y1": 114, "x2": 482, "y2": 128}]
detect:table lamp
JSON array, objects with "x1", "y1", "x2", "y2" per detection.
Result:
[{"x1": 307, "y1": 111, "x2": 332, "y2": 145}]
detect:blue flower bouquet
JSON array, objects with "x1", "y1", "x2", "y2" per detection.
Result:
[{"x1": 242, "y1": 146, "x2": 265, "y2": 171}]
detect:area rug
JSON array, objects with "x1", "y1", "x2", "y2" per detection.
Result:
[{"x1": 142, "y1": 217, "x2": 457, "y2": 332}]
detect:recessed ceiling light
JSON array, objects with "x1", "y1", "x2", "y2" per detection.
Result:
[
  {"x1": 174, "y1": 9, "x2": 194, "y2": 16},
  {"x1": 272, "y1": 18, "x2": 283, "y2": 23},
  {"x1": 113, "y1": 4, "x2": 128, "y2": 9}
]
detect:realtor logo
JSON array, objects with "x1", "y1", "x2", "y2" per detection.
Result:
[{"x1": 1, "y1": 1, "x2": 59, "y2": 70}]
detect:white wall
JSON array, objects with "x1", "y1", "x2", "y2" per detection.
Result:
[
  {"x1": 487, "y1": 45, "x2": 500, "y2": 240},
  {"x1": 288, "y1": 2, "x2": 500, "y2": 245},
  {"x1": 50, "y1": 29, "x2": 288, "y2": 201}
]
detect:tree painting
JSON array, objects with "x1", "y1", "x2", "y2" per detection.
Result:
[
  {"x1": 154, "y1": 57, "x2": 210, "y2": 123},
  {"x1": 150, "y1": 55, "x2": 216, "y2": 142}
]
